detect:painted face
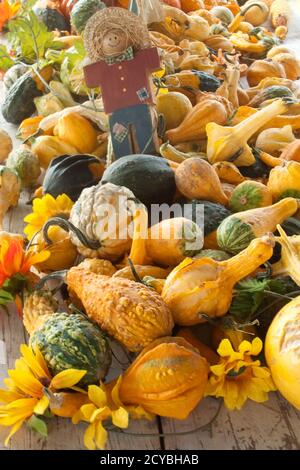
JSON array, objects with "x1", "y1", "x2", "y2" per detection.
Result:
[{"x1": 102, "y1": 29, "x2": 129, "y2": 57}]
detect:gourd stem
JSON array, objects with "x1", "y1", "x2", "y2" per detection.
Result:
[
  {"x1": 35, "y1": 270, "x2": 68, "y2": 290},
  {"x1": 43, "y1": 217, "x2": 101, "y2": 250}
]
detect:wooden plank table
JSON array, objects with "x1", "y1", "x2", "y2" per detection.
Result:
[{"x1": 1, "y1": 1, "x2": 300, "y2": 450}]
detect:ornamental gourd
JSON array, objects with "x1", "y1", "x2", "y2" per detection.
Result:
[
  {"x1": 217, "y1": 197, "x2": 299, "y2": 254},
  {"x1": 175, "y1": 157, "x2": 228, "y2": 205},
  {"x1": 0, "y1": 129, "x2": 12, "y2": 162},
  {"x1": 207, "y1": 99, "x2": 291, "y2": 167},
  {"x1": 166, "y1": 94, "x2": 232, "y2": 144},
  {"x1": 156, "y1": 92, "x2": 193, "y2": 131},
  {"x1": 43, "y1": 154, "x2": 105, "y2": 201},
  {"x1": 45, "y1": 183, "x2": 138, "y2": 260},
  {"x1": 32, "y1": 136, "x2": 79, "y2": 169},
  {"x1": 265, "y1": 296, "x2": 300, "y2": 410},
  {"x1": 247, "y1": 60, "x2": 286, "y2": 87},
  {"x1": 0, "y1": 166, "x2": 21, "y2": 229},
  {"x1": 161, "y1": 235, "x2": 274, "y2": 325},
  {"x1": 256, "y1": 125, "x2": 295, "y2": 157},
  {"x1": 53, "y1": 112, "x2": 98, "y2": 154},
  {"x1": 229, "y1": 181, "x2": 273, "y2": 212},
  {"x1": 6, "y1": 145, "x2": 41, "y2": 189},
  {"x1": 267, "y1": 161, "x2": 300, "y2": 201},
  {"x1": 116, "y1": 336, "x2": 209, "y2": 420},
  {"x1": 23, "y1": 290, "x2": 111, "y2": 387},
  {"x1": 66, "y1": 260, "x2": 174, "y2": 352}
]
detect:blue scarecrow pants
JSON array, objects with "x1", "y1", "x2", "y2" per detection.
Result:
[{"x1": 109, "y1": 104, "x2": 157, "y2": 159}]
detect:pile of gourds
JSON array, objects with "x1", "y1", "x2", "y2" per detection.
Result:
[{"x1": 1, "y1": 0, "x2": 300, "y2": 450}]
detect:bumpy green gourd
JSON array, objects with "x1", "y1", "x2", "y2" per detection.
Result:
[{"x1": 31, "y1": 312, "x2": 112, "y2": 387}]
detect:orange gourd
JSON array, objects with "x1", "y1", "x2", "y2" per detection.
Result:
[
  {"x1": 165, "y1": 94, "x2": 231, "y2": 144},
  {"x1": 117, "y1": 336, "x2": 209, "y2": 419}
]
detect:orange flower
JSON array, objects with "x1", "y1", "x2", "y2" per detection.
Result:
[
  {"x1": 0, "y1": 1, "x2": 21, "y2": 31},
  {"x1": 0, "y1": 239, "x2": 49, "y2": 288}
]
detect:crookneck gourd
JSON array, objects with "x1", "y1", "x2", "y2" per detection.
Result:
[
  {"x1": 23, "y1": 289, "x2": 111, "y2": 387},
  {"x1": 43, "y1": 183, "x2": 139, "y2": 261},
  {"x1": 206, "y1": 99, "x2": 293, "y2": 167},
  {"x1": 66, "y1": 260, "x2": 174, "y2": 352},
  {"x1": 161, "y1": 235, "x2": 274, "y2": 326},
  {"x1": 217, "y1": 197, "x2": 299, "y2": 254},
  {"x1": 165, "y1": 93, "x2": 233, "y2": 144},
  {"x1": 128, "y1": 206, "x2": 204, "y2": 267},
  {"x1": 272, "y1": 224, "x2": 300, "y2": 287}
]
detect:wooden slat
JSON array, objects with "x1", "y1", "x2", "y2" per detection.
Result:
[{"x1": 162, "y1": 394, "x2": 300, "y2": 450}]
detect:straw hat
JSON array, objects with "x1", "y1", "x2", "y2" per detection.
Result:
[{"x1": 84, "y1": 7, "x2": 151, "y2": 62}]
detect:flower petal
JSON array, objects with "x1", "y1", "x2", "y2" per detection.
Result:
[
  {"x1": 95, "y1": 421, "x2": 108, "y2": 450},
  {"x1": 84, "y1": 423, "x2": 96, "y2": 451},
  {"x1": 88, "y1": 385, "x2": 107, "y2": 408},
  {"x1": 111, "y1": 407, "x2": 129, "y2": 429},
  {"x1": 4, "y1": 419, "x2": 24, "y2": 447},
  {"x1": 50, "y1": 369, "x2": 87, "y2": 390},
  {"x1": 20, "y1": 344, "x2": 50, "y2": 380},
  {"x1": 34, "y1": 395, "x2": 49, "y2": 415}
]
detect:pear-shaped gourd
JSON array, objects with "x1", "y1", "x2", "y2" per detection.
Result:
[{"x1": 175, "y1": 157, "x2": 228, "y2": 205}]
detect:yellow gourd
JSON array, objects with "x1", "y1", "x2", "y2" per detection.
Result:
[
  {"x1": 156, "y1": 92, "x2": 193, "y2": 131},
  {"x1": 265, "y1": 296, "x2": 300, "y2": 410},
  {"x1": 280, "y1": 140, "x2": 300, "y2": 163},
  {"x1": 31, "y1": 136, "x2": 79, "y2": 169},
  {"x1": 146, "y1": 217, "x2": 204, "y2": 267},
  {"x1": 213, "y1": 162, "x2": 246, "y2": 185},
  {"x1": 207, "y1": 99, "x2": 290, "y2": 166},
  {"x1": 247, "y1": 60, "x2": 286, "y2": 87},
  {"x1": 161, "y1": 235, "x2": 274, "y2": 325},
  {"x1": 117, "y1": 336, "x2": 209, "y2": 419},
  {"x1": 54, "y1": 112, "x2": 98, "y2": 154},
  {"x1": 175, "y1": 157, "x2": 228, "y2": 205},
  {"x1": 267, "y1": 161, "x2": 300, "y2": 201},
  {"x1": 271, "y1": 53, "x2": 300, "y2": 81},
  {"x1": 32, "y1": 226, "x2": 78, "y2": 273},
  {"x1": 0, "y1": 129, "x2": 12, "y2": 162},
  {"x1": 255, "y1": 125, "x2": 296, "y2": 156},
  {"x1": 166, "y1": 94, "x2": 231, "y2": 144},
  {"x1": 243, "y1": 1, "x2": 269, "y2": 26},
  {"x1": 204, "y1": 35, "x2": 234, "y2": 52}
]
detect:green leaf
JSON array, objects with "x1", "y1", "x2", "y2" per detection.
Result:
[
  {"x1": 7, "y1": 12, "x2": 57, "y2": 64},
  {"x1": 0, "y1": 44, "x2": 15, "y2": 72},
  {"x1": 27, "y1": 415, "x2": 48, "y2": 438},
  {"x1": 230, "y1": 278, "x2": 289, "y2": 322}
]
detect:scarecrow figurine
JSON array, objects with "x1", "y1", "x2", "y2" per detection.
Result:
[{"x1": 83, "y1": 7, "x2": 162, "y2": 159}]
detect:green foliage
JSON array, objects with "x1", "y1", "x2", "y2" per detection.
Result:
[
  {"x1": 230, "y1": 277, "x2": 289, "y2": 322},
  {"x1": 7, "y1": 12, "x2": 60, "y2": 64},
  {"x1": 0, "y1": 44, "x2": 14, "y2": 72},
  {"x1": 27, "y1": 415, "x2": 48, "y2": 438}
]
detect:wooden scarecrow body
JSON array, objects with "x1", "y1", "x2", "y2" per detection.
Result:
[{"x1": 84, "y1": 48, "x2": 161, "y2": 158}]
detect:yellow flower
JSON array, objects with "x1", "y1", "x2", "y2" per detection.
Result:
[
  {"x1": 72, "y1": 380, "x2": 129, "y2": 451},
  {"x1": 24, "y1": 194, "x2": 74, "y2": 241},
  {"x1": 0, "y1": 344, "x2": 87, "y2": 446},
  {"x1": 73, "y1": 378, "x2": 153, "y2": 451},
  {"x1": 205, "y1": 337, "x2": 276, "y2": 411}
]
